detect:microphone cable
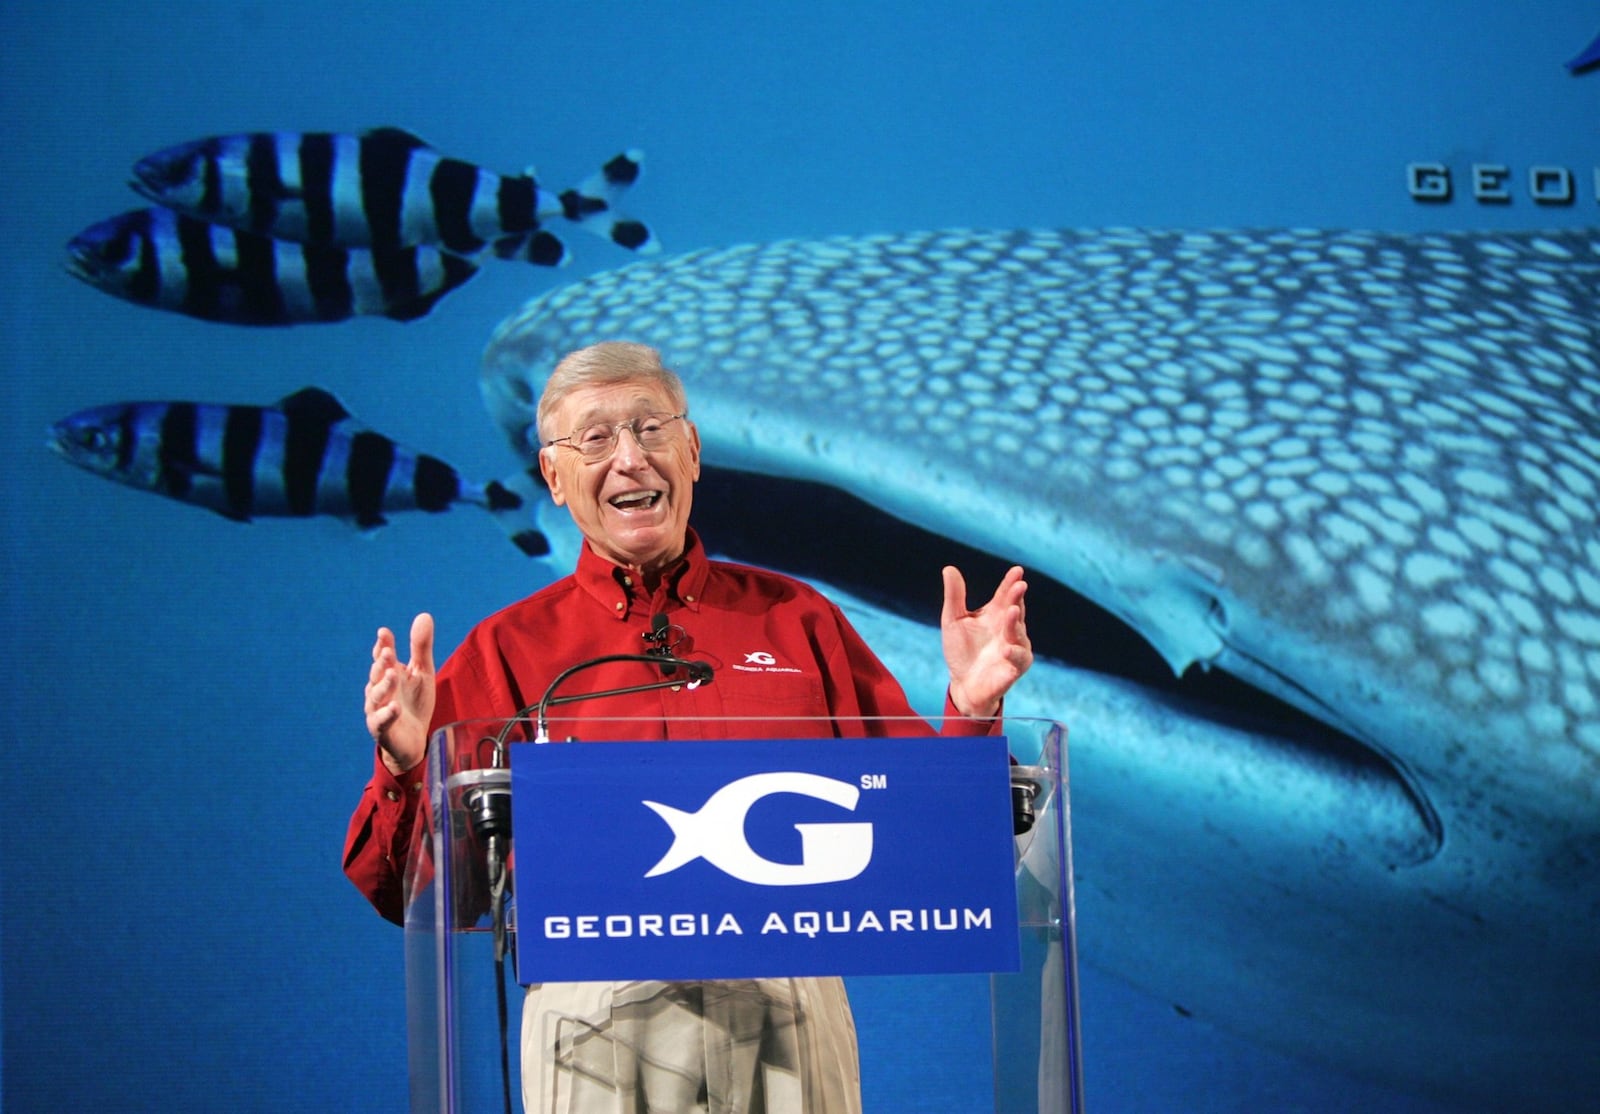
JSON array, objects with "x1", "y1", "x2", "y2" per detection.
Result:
[{"x1": 464, "y1": 649, "x2": 714, "y2": 1114}]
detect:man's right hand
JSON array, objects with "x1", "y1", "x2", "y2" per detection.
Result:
[{"x1": 365, "y1": 612, "x2": 436, "y2": 776}]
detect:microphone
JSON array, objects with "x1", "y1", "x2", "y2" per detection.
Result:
[
  {"x1": 466, "y1": 649, "x2": 714, "y2": 918},
  {"x1": 458, "y1": 645, "x2": 714, "y2": 1113},
  {"x1": 458, "y1": 642, "x2": 706, "y2": 1114},
  {"x1": 645, "y1": 611, "x2": 670, "y2": 644},
  {"x1": 532, "y1": 652, "x2": 713, "y2": 743},
  {"x1": 643, "y1": 612, "x2": 677, "y2": 674},
  {"x1": 471, "y1": 646, "x2": 715, "y2": 764}
]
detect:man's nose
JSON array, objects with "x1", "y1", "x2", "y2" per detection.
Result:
[{"x1": 610, "y1": 424, "x2": 650, "y2": 467}]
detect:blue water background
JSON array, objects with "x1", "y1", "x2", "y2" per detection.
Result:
[{"x1": 2, "y1": 2, "x2": 1595, "y2": 1110}]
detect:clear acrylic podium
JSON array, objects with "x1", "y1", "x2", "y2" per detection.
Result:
[{"x1": 402, "y1": 716, "x2": 1083, "y2": 1113}]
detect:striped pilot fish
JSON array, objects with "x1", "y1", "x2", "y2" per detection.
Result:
[
  {"x1": 48, "y1": 386, "x2": 549, "y2": 555},
  {"x1": 64, "y1": 206, "x2": 478, "y2": 325},
  {"x1": 129, "y1": 127, "x2": 655, "y2": 266}
]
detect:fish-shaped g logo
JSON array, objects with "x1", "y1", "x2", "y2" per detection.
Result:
[{"x1": 642, "y1": 772, "x2": 874, "y2": 886}]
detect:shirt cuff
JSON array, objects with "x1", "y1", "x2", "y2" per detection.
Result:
[
  {"x1": 940, "y1": 691, "x2": 1004, "y2": 736},
  {"x1": 371, "y1": 746, "x2": 426, "y2": 818}
]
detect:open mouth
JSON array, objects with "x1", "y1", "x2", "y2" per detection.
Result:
[
  {"x1": 696, "y1": 464, "x2": 1223, "y2": 692},
  {"x1": 693, "y1": 462, "x2": 1439, "y2": 858},
  {"x1": 609, "y1": 490, "x2": 662, "y2": 511},
  {"x1": 64, "y1": 245, "x2": 98, "y2": 280},
  {"x1": 129, "y1": 171, "x2": 165, "y2": 199}
]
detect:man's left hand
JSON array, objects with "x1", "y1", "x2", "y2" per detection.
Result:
[{"x1": 941, "y1": 565, "x2": 1033, "y2": 719}]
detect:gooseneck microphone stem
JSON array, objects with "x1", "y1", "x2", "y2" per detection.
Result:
[
  {"x1": 536, "y1": 654, "x2": 713, "y2": 743},
  {"x1": 464, "y1": 650, "x2": 713, "y2": 1114},
  {"x1": 487, "y1": 653, "x2": 714, "y2": 755},
  {"x1": 471, "y1": 654, "x2": 715, "y2": 871}
]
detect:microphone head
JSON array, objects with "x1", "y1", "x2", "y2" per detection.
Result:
[
  {"x1": 645, "y1": 613, "x2": 669, "y2": 644},
  {"x1": 645, "y1": 614, "x2": 680, "y2": 674}
]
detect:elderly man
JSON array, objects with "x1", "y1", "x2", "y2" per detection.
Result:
[{"x1": 346, "y1": 341, "x2": 1031, "y2": 1113}]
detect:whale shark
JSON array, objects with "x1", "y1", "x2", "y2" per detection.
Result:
[{"x1": 480, "y1": 226, "x2": 1600, "y2": 1112}]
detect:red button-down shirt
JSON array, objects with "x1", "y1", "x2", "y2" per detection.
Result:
[{"x1": 343, "y1": 530, "x2": 996, "y2": 923}]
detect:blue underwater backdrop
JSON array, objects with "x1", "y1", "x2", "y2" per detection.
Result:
[{"x1": 3, "y1": 2, "x2": 1597, "y2": 1111}]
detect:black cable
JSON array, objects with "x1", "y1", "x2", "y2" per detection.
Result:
[
  {"x1": 488, "y1": 836, "x2": 512, "y2": 1114},
  {"x1": 469, "y1": 651, "x2": 715, "y2": 1113}
]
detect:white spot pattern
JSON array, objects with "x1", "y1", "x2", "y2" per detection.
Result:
[{"x1": 485, "y1": 227, "x2": 1600, "y2": 764}]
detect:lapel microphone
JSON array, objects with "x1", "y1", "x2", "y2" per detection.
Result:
[{"x1": 643, "y1": 612, "x2": 677, "y2": 675}]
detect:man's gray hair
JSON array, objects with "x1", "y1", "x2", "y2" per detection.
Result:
[{"x1": 536, "y1": 341, "x2": 689, "y2": 444}]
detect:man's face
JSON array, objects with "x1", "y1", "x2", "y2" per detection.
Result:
[{"x1": 538, "y1": 381, "x2": 701, "y2": 573}]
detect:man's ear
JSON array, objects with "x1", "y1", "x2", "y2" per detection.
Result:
[
  {"x1": 538, "y1": 448, "x2": 567, "y2": 506},
  {"x1": 686, "y1": 420, "x2": 702, "y2": 482}
]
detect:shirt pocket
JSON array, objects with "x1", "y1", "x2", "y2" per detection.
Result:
[{"x1": 715, "y1": 670, "x2": 831, "y2": 737}]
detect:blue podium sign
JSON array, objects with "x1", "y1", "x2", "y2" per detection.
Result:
[{"x1": 510, "y1": 735, "x2": 1020, "y2": 983}]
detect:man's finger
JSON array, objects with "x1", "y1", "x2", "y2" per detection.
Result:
[
  {"x1": 409, "y1": 612, "x2": 436, "y2": 675},
  {"x1": 940, "y1": 566, "x2": 969, "y2": 625}
]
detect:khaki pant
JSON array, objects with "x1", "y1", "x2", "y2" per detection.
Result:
[{"x1": 520, "y1": 978, "x2": 862, "y2": 1114}]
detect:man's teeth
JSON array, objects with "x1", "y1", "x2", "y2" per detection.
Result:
[{"x1": 610, "y1": 492, "x2": 660, "y2": 509}]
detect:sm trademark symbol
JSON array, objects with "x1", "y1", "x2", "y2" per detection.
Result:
[{"x1": 860, "y1": 773, "x2": 888, "y2": 790}]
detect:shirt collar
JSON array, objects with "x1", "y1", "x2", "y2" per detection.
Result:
[{"x1": 574, "y1": 528, "x2": 710, "y2": 619}]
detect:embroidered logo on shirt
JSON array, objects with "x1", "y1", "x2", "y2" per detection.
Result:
[{"x1": 735, "y1": 649, "x2": 801, "y2": 674}]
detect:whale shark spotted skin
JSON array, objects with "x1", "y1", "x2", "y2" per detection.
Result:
[{"x1": 482, "y1": 227, "x2": 1600, "y2": 1111}]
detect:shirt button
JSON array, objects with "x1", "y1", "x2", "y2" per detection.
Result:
[
  {"x1": 615, "y1": 601, "x2": 624, "y2": 611},
  {"x1": 385, "y1": 789, "x2": 400, "y2": 802},
  {"x1": 684, "y1": 594, "x2": 695, "y2": 603}
]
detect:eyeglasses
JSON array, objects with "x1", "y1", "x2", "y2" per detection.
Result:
[{"x1": 545, "y1": 412, "x2": 687, "y2": 461}]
